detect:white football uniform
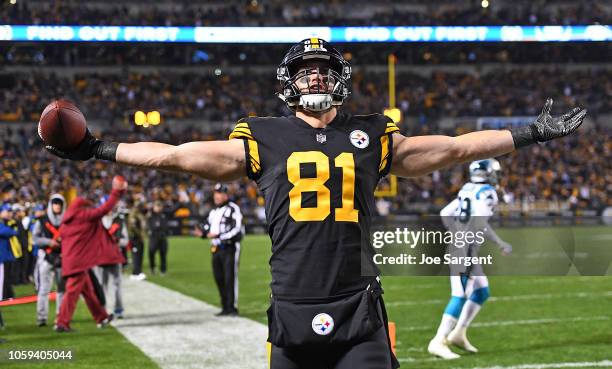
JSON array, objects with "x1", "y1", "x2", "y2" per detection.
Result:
[{"x1": 440, "y1": 182, "x2": 498, "y2": 287}]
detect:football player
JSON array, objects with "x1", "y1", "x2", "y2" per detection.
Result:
[
  {"x1": 428, "y1": 159, "x2": 512, "y2": 360},
  {"x1": 45, "y1": 38, "x2": 586, "y2": 369}
]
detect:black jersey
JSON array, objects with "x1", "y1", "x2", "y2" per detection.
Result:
[{"x1": 230, "y1": 112, "x2": 399, "y2": 299}]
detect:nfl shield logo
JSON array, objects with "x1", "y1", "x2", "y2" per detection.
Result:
[{"x1": 316, "y1": 133, "x2": 327, "y2": 144}]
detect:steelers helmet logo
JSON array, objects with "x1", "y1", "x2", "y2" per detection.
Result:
[
  {"x1": 312, "y1": 313, "x2": 334, "y2": 335},
  {"x1": 350, "y1": 130, "x2": 369, "y2": 149},
  {"x1": 304, "y1": 37, "x2": 327, "y2": 52}
]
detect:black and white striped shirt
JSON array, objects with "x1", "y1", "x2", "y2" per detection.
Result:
[{"x1": 207, "y1": 201, "x2": 243, "y2": 246}]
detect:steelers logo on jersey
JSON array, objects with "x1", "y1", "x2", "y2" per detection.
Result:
[
  {"x1": 349, "y1": 130, "x2": 369, "y2": 149},
  {"x1": 311, "y1": 313, "x2": 334, "y2": 335}
]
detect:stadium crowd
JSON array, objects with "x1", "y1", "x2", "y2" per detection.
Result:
[
  {"x1": 1, "y1": 68, "x2": 610, "y2": 125},
  {"x1": 2, "y1": 0, "x2": 609, "y2": 26},
  {"x1": 2, "y1": 42, "x2": 608, "y2": 67}
]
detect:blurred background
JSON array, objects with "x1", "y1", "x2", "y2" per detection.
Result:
[{"x1": 1, "y1": 0, "x2": 610, "y2": 230}]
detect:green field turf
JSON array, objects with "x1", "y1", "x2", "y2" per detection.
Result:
[
  {"x1": 1, "y1": 226, "x2": 610, "y2": 368},
  {"x1": 0, "y1": 285, "x2": 158, "y2": 369}
]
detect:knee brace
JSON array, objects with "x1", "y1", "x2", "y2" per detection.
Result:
[{"x1": 469, "y1": 286, "x2": 490, "y2": 305}]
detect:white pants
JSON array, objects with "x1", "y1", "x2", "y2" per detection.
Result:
[
  {"x1": 450, "y1": 275, "x2": 489, "y2": 298},
  {"x1": 34, "y1": 250, "x2": 64, "y2": 321}
]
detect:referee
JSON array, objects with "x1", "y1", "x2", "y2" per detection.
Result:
[{"x1": 197, "y1": 184, "x2": 243, "y2": 317}]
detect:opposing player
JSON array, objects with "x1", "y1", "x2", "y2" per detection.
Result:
[
  {"x1": 428, "y1": 159, "x2": 512, "y2": 359},
  {"x1": 45, "y1": 39, "x2": 586, "y2": 368}
]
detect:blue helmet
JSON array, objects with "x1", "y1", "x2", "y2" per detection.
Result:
[{"x1": 469, "y1": 159, "x2": 501, "y2": 185}]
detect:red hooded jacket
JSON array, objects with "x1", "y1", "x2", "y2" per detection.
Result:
[{"x1": 60, "y1": 189, "x2": 126, "y2": 277}]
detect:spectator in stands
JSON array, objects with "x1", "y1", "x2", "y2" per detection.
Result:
[{"x1": 1, "y1": 1, "x2": 607, "y2": 27}]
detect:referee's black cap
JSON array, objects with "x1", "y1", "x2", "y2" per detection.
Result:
[{"x1": 214, "y1": 183, "x2": 229, "y2": 193}]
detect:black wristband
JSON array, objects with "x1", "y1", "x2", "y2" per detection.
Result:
[
  {"x1": 510, "y1": 125, "x2": 537, "y2": 149},
  {"x1": 94, "y1": 141, "x2": 119, "y2": 162}
]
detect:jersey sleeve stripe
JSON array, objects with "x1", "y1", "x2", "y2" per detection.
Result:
[
  {"x1": 384, "y1": 124, "x2": 400, "y2": 134},
  {"x1": 246, "y1": 139, "x2": 261, "y2": 173},
  {"x1": 230, "y1": 126, "x2": 252, "y2": 134},
  {"x1": 232, "y1": 128, "x2": 253, "y2": 138},
  {"x1": 229, "y1": 122, "x2": 261, "y2": 178},
  {"x1": 229, "y1": 131, "x2": 254, "y2": 140},
  {"x1": 379, "y1": 135, "x2": 390, "y2": 172}
]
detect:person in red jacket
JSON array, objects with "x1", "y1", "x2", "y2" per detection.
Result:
[{"x1": 55, "y1": 176, "x2": 128, "y2": 332}]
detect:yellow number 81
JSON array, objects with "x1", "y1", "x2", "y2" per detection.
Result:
[{"x1": 287, "y1": 151, "x2": 358, "y2": 222}]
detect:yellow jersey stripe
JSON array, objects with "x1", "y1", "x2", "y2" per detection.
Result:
[
  {"x1": 385, "y1": 125, "x2": 400, "y2": 134},
  {"x1": 379, "y1": 135, "x2": 389, "y2": 172},
  {"x1": 231, "y1": 127, "x2": 253, "y2": 136},
  {"x1": 228, "y1": 131, "x2": 254, "y2": 141},
  {"x1": 229, "y1": 120, "x2": 261, "y2": 176},
  {"x1": 247, "y1": 139, "x2": 261, "y2": 173}
]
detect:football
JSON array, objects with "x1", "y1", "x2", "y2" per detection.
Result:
[{"x1": 38, "y1": 100, "x2": 87, "y2": 150}]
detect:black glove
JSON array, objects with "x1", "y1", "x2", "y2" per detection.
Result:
[
  {"x1": 45, "y1": 129, "x2": 118, "y2": 161},
  {"x1": 511, "y1": 98, "x2": 587, "y2": 148}
]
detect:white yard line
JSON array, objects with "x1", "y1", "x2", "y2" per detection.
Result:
[
  {"x1": 113, "y1": 279, "x2": 268, "y2": 369},
  {"x1": 469, "y1": 360, "x2": 612, "y2": 369},
  {"x1": 398, "y1": 316, "x2": 610, "y2": 332},
  {"x1": 385, "y1": 291, "x2": 612, "y2": 307}
]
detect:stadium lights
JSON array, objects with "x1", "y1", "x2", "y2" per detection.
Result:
[
  {"x1": 147, "y1": 111, "x2": 161, "y2": 125},
  {"x1": 481, "y1": 0, "x2": 489, "y2": 9},
  {"x1": 9, "y1": 0, "x2": 16, "y2": 5},
  {"x1": 134, "y1": 110, "x2": 161, "y2": 128}
]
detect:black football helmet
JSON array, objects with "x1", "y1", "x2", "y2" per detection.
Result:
[{"x1": 277, "y1": 38, "x2": 351, "y2": 112}]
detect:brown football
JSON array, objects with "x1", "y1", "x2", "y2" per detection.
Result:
[{"x1": 38, "y1": 100, "x2": 87, "y2": 150}]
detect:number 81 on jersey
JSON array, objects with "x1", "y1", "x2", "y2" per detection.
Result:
[{"x1": 287, "y1": 151, "x2": 358, "y2": 223}]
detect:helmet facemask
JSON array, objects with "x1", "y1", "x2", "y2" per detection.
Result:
[{"x1": 277, "y1": 39, "x2": 351, "y2": 113}]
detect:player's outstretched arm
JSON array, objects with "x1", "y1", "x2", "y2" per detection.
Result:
[
  {"x1": 45, "y1": 134, "x2": 247, "y2": 181},
  {"x1": 391, "y1": 130, "x2": 513, "y2": 177},
  {"x1": 115, "y1": 140, "x2": 246, "y2": 181},
  {"x1": 391, "y1": 98, "x2": 586, "y2": 178}
]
